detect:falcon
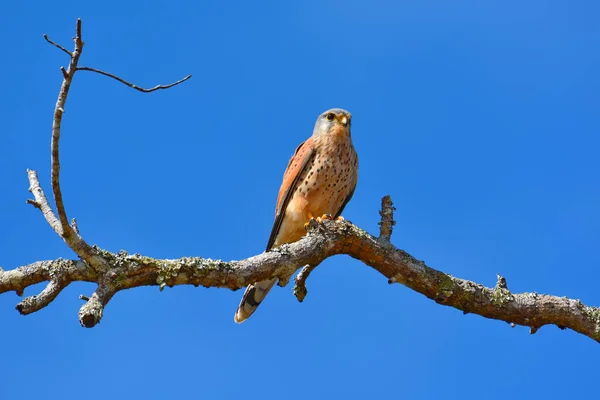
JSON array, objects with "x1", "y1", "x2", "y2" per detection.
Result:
[{"x1": 234, "y1": 108, "x2": 359, "y2": 323}]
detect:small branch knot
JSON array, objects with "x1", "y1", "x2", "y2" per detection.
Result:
[
  {"x1": 491, "y1": 274, "x2": 514, "y2": 305},
  {"x1": 495, "y1": 274, "x2": 508, "y2": 290},
  {"x1": 530, "y1": 326, "x2": 540, "y2": 335},
  {"x1": 277, "y1": 275, "x2": 290, "y2": 287},
  {"x1": 78, "y1": 284, "x2": 115, "y2": 328},
  {"x1": 26, "y1": 199, "x2": 41, "y2": 209}
]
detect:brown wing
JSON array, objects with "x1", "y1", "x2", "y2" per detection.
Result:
[
  {"x1": 266, "y1": 139, "x2": 315, "y2": 251},
  {"x1": 334, "y1": 185, "x2": 356, "y2": 219}
]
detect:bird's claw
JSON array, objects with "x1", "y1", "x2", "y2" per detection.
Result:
[
  {"x1": 316, "y1": 214, "x2": 333, "y2": 223},
  {"x1": 304, "y1": 214, "x2": 344, "y2": 230}
]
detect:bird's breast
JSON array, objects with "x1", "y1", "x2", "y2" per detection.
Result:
[
  {"x1": 293, "y1": 137, "x2": 358, "y2": 217},
  {"x1": 276, "y1": 136, "x2": 358, "y2": 247}
]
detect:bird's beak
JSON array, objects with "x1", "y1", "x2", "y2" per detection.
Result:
[{"x1": 340, "y1": 116, "x2": 348, "y2": 126}]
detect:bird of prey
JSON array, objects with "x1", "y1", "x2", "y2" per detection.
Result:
[{"x1": 234, "y1": 108, "x2": 359, "y2": 323}]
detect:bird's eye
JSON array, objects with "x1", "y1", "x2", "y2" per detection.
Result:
[{"x1": 325, "y1": 113, "x2": 335, "y2": 121}]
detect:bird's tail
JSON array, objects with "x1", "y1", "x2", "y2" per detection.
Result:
[{"x1": 234, "y1": 278, "x2": 277, "y2": 323}]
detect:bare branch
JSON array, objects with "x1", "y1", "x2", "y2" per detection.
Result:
[
  {"x1": 0, "y1": 259, "x2": 93, "y2": 296},
  {"x1": 293, "y1": 264, "x2": 317, "y2": 302},
  {"x1": 76, "y1": 18, "x2": 81, "y2": 39},
  {"x1": 27, "y1": 169, "x2": 62, "y2": 236},
  {"x1": 79, "y1": 284, "x2": 116, "y2": 327},
  {"x1": 43, "y1": 33, "x2": 72, "y2": 57},
  {"x1": 32, "y1": 19, "x2": 190, "y2": 270},
  {"x1": 1, "y1": 218, "x2": 599, "y2": 342},
  {"x1": 28, "y1": 168, "x2": 107, "y2": 267},
  {"x1": 39, "y1": 20, "x2": 103, "y2": 266},
  {"x1": 50, "y1": 19, "x2": 83, "y2": 244},
  {"x1": 378, "y1": 195, "x2": 396, "y2": 242},
  {"x1": 77, "y1": 67, "x2": 192, "y2": 93},
  {"x1": 16, "y1": 280, "x2": 67, "y2": 314}
]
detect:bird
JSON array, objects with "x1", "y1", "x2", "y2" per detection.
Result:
[{"x1": 234, "y1": 108, "x2": 359, "y2": 323}]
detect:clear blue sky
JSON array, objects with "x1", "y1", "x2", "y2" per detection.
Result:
[{"x1": 1, "y1": 1, "x2": 599, "y2": 398}]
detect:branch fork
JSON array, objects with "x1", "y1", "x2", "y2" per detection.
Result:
[{"x1": 19, "y1": 19, "x2": 192, "y2": 327}]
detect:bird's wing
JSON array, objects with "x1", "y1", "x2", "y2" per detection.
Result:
[
  {"x1": 334, "y1": 184, "x2": 356, "y2": 219},
  {"x1": 265, "y1": 139, "x2": 315, "y2": 251}
]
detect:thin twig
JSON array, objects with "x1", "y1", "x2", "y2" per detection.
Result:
[
  {"x1": 25, "y1": 199, "x2": 41, "y2": 209},
  {"x1": 77, "y1": 67, "x2": 192, "y2": 93},
  {"x1": 43, "y1": 34, "x2": 72, "y2": 57}
]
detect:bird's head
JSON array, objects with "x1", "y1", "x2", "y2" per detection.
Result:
[{"x1": 313, "y1": 108, "x2": 352, "y2": 138}]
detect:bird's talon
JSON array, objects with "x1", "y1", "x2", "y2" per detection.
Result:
[
  {"x1": 335, "y1": 216, "x2": 345, "y2": 221},
  {"x1": 319, "y1": 214, "x2": 333, "y2": 221}
]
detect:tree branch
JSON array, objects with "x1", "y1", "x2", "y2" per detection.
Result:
[
  {"x1": 2, "y1": 214, "x2": 599, "y2": 340},
  {"x1": 38, "y1": 18, "x2": 106, "y2": 268},
  {"x1": 293, "y1": 264, "x2": 317, "y2": 302},
  {"x1": 27, "y1": 169, "x2": 61, "y2": 236},
  {"x1": 16, "y1": 279, "x2": 67, "y2": 315},
  {"x1": 76, "y1": 67, "x2": 192, "y2": 92},
  {"x1": 79, "y1": 283, "x2": 116, "y2": 328},
  {"x1": 50, "y1": 19, "x2": 81, "y2": 240},
  {"x1": 43, "y1": 33, "x2": 72, "y2": 57},
  {"x1": 378, "y1": 195, "x2": 396, "y2": 243},
  {"x1": 31, "y1": 18, "x2": 192, "y2": 270},
  {"x1": 3, "y1": 19, "x2": 599, "y2": 345}
]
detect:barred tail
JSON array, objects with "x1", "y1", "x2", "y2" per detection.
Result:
[{"x1": 234, "y1": 278, "x2": 277, "y2": 323}]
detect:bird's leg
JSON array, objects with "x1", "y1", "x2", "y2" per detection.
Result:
[{"x1": 304, "y1": 212, "x2": 316, "y2": 229}]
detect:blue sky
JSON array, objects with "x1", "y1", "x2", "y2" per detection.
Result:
[{"x1": 1, "y1": 1, "x2": 599, "y2": 398}]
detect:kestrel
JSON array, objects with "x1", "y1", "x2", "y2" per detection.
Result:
[{"x1": 234, "y1": 108, "x2": 359, "y2": 323}]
